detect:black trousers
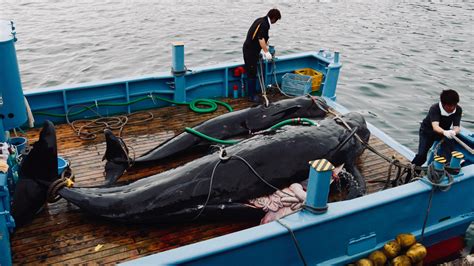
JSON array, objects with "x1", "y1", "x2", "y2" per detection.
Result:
[
  {"x1": 412, "y1": 127, "x2": 455, "y2": 166},
  {"x1": 243, "y1": 47, "x2": 259, "y2": 98}
]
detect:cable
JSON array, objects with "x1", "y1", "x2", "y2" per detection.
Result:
[
  {"x1": 276, "y1": 219, "x2": 308, "y2": 266},
  {"x1": 191, "y1": 159, "x2": 222, "y2": 221},
  {"x1": 233, "y1": 154, "x2": 292, "y2": 195},
  {"x1": 417, "y1": 163, "x2": 454, "y2": 243},
  {"x1": 191, "y1": 149, "x2": 296, "y2": 221},
  {"x1": 420, "y1": 187, "x2": 435, "y2": 243}
]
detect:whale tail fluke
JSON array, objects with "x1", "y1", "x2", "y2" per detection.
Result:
[
  {"x1": 103, "y1": 129, "x2": 131, "y2": 185},
  {"x1": 12, "y1": 120, "x2": 59, "y2": 227}
]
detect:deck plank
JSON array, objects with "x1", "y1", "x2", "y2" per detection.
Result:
[{"x1": 11, "y1": 97, "x2": 409, "y2": 264}]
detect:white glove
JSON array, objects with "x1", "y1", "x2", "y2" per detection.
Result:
[
  {"x1": 443, "y1": 130, "x2": 456, "y2": 139},
  {"x1": 263, "y1": 51, "x2": 272, "y2": 61}
]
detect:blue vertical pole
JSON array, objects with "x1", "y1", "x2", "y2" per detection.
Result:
[
  {"x1": 433, "y1": 156, "x2": 446, "y2": 171},
  {"x1": 321, "y1": 51, "x2": 341, "y2": 101},
  {"x1": 305, "y1": 159, "x2": 335, "y2": 214},
  {"x1": 172, "y1": 42, "x2": 186, "y2": 103},
  {"x1": 449, "y1": 151, "x2": 464, "y2": 169},
  {"x1": 0, "y1": 20, "x2": 27, "y2": 142}
]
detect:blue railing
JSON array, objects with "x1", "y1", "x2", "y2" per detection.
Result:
[{"x1": 24, "y1": 50, "x2": 341, "y2": 125}]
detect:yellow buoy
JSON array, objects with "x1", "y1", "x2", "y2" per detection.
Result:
[
  {"x1": 383, "y1": 240, "x2": 401, "y2": 258},
  {"x1": 396, "y1": 233, "x2": 416, "y2": 248},
  {"x1": 368, "y1": 250, "x2": 387, "y2": 266},
  {"x1": 406, "y1": 243, "x2": 427, "y2": 263},
  {"x1": 355, "y1": 258, "x2": 374, "y2": 266},
  {"x1": 392, "y1": 255, "x2": 412, "y2": 266}
]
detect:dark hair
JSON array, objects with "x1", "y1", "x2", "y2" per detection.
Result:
[
  {"x1": 440, "y1": 89, "x2": 459, "y2": 105},
  {"x1": 267, "y1": 9, "x2": 281, "y2": 21}
]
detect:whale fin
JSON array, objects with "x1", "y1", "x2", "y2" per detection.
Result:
[
  {"x1": 103, "y1": 129, "x2": 131, "y2": 185},
  {"x1": 270, "y1": 105, "x2": 302, "y2": 117},
  {"x1": 12, "y1": 120, "x2": 59, "y2": 226}
]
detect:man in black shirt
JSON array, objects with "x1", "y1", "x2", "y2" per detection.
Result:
[
  {"x1": 412, "y1": 89, "x2": 463, "y2": 167},
  {"x1": 243, "y1": 9, "x2": 281, "y2": 102}
]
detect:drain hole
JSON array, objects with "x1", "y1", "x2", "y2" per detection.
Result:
[{"x1": 439, "y1": 216, "x2": 451, "y2": 222}]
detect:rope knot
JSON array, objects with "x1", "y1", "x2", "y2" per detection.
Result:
[{"x1": 46, "y1": 166, "x2": 75, "y2": 203}]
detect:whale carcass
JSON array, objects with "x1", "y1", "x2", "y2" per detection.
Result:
[{"x1": 12, "y1": 111, "x2": 370, "y2": 225}]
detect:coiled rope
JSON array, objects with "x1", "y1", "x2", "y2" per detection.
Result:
[
  {"x1": 33, "y1": 93, "x2": 233, "y2": 140},
  {"x1": 66, "y1": 105, "x2": 154, "y2": 140}
]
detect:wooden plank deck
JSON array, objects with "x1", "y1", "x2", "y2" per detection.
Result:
[{"x1": 10, "y1": 97, "x2": 409, "y2": 265}]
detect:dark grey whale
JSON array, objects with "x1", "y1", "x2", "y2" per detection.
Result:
[
  {"x1": 11, "y1": 111, "x2": 369, "y2": 225},
  {"x1": 103, "y1": 96, "x2": 330, "y2": 184},
  {"x1": 51, "y1": 113, "x2": 370, "y2": 224}
]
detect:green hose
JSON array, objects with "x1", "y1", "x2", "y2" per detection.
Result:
[
  {"x1": 270, "y1": 118, "x2": 317, "y2": 130},
  {"x1": 185, "y1": 127, "x2": 240, "y2": 145},
  {"x1": 33, "y1": 94, "x2": 233, "y2": 118},
  {"x1": 185, "y1": 118, "x2": 317, "y2": 145}
]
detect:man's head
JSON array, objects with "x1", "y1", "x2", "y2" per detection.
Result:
[
  {"x1": 267, "y1": 9, "x2": 281, "y2": 24},
  {"x1": 440, "y1": 89, "x2": 459, "y2": 113}
]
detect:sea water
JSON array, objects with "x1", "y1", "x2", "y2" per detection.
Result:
[{"x1": 1, "y1": 0, "x2": 473, "y2": 150}]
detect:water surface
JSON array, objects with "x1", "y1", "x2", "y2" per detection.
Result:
[{"x1": 1, "y1": 0, "x2": 473, "y2": 150}]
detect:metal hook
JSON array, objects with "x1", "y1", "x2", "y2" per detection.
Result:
[
  {"x1": 149, "y1": 92, "x2": 156, "y2": 105},
  {"x1": 218, "y1": 146, "x2": 230, "y2": 161}
]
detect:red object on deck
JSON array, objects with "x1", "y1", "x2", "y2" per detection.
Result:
[
  {"x1": 233, "y1": 85, "x2": 238, "y2": 90},
  {"x1": 233, "y1": 66, "x2": 246, "y2": 77},
  {"x1": 424, "y1": 236, "x2": 464, "y2": 265}
]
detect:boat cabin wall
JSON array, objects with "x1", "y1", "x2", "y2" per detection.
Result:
[{"x1": 23, "y1": 52, "x2": 340, "y2": 126}]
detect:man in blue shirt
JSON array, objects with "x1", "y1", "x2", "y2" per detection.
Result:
[
  {"x1": 243, "y1": 9, "x2": 281, "y2": 102},
  {"x1": 411, "y1": 89, "x2": 463, "y2": 168}
]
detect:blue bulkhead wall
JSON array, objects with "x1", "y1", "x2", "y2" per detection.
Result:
[
  {"x1": 123, "y1": 165, "x2": 474, "y2": 266},
  {"x1": 23, "y1": 51, "x2": 340, "y2": 126}
]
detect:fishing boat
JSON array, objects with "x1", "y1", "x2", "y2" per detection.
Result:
[{"x1": 0, "y1": 20, "x2": 473, "y2": 265}]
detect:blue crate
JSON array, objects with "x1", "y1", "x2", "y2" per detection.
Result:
[
  {"x1": 281, "y1": 73, "x2": 313, "y2": 96},
  {"x1": 0, "y1": 211, "x2": 14, "y2": 266}
]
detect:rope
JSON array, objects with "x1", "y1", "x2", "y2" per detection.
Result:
[
  {"x1": 33, "y1": 94, "x2": 234, "y2": 141},
  {"x1": 258, "y1": 58, "x2": 270, "y2": 107},
  {"x1": 46, "y1": 165, "x2": 75, "y2": 203},
  {"x1": 191, "y1": 146, "x2": 295, "y2": 221},
  {"x1": 270, "y1": 60, "x2": 306, "y2": 98},
  {"x1": 34, "y1": 94, "x2": 233, "y2": 118},
  {"x1": 420, "y1": 187, "x2": 435, "y2": 243},
  {"x1": 191, "y1": 159, "x2": 222, "y2": 221},
  {"x1": 276, "y1": 219, "x2": 308, "y2": 266},
  {"x1": 65, "y1": 105, "x2": 154, "y2": 140},
  {"x1": 416, "y1": 163, "x2": 454, "y2": 243},
  {"x1": 317, "y1": 104, "x2": 425, "y2": 186}
]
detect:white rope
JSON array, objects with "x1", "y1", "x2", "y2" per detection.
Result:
[
  {"x1": 257, "y1": 59, "x2": 270, "y2": 107},
  {"x1": 24, "y1": 96, "x2": 35, "y2": 128}
]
